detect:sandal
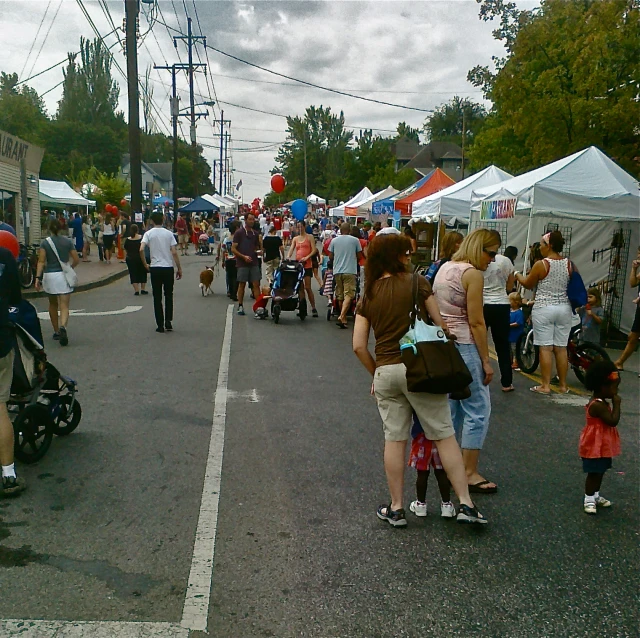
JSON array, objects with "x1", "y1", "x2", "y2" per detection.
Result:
[
  {"x1": 376, "y1": 504, "x2": 407, "y2": 527},
  {"x1": 336, "y1": 320, "x2": 348, "y2": 329},
  {"x1": 502, "y1": 385, "x2": 515, "y2": 393},
  {"x1": 530, "y1": 386, "x2": 551, "y2": 395},
  {"x1": 457, "y1": 503, "x2": 488, "y2": 525},
  {"x1": 468, "y1": 480, "x2": 497, "y2": 494}
]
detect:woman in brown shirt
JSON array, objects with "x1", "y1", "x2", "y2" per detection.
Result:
[{"x1": 353, "y1": 233, "x2": 487, "y2": 527}]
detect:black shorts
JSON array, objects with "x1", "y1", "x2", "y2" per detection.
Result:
[
  {"x1": 582, "y1": 457, "x2": 612, "y2": 473},
  {"x1": 103, "y1": 235, "x2": 115, "y2": 250},
  {"x1": 631, "y1": 304, "x2": 640, "y2": 334},
  {"x1": 304, "y1": 268, "x2": 313, "y2": 279}
]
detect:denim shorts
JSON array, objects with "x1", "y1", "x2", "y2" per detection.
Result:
[{"x1": 449, "y1": 343, "x2": 491, "y2": 450}]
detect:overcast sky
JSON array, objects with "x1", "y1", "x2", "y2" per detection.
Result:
[{"x1": 1, "y1": 0, "x2": 538, "y2": 201}]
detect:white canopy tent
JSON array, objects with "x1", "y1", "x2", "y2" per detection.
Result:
[
  {"x1": 329, "y1": 187, "x2": 373, "y2": 217},
  {"x1": 307, "y1": 193, "x2": 326, "y2": 205},
  {"x1": 39, "y1": 179, "x2": 96, "y2": 207},
  {"x1": 348, "y1": 185, "x2": 399, "y2": 218},
  {"x1": 470, "y1": 147, "x2": 640, "y2": 333},
  {"x1": 203, "y1": 193, "x2": 234, "y2": 213},
  {"x1": 411, "y1": 165, "x2": 512, "y2": 225}
]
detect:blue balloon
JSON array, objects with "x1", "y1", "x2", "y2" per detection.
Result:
[{"x1": 291, "y1": 199, "x2": 307, "y2": 221}]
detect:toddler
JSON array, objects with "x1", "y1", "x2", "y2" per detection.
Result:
[
  {"x1": 508, "y1": 292, "x2": 524, "y2": 370},
  {"x1": 579, "y1": 287, "x2": 604, "y2": 344},
  {"x1": 408, "y1": 413, "x2": 456, "y2": 518},
  {"x1": 580, "y1": 360, "x2": 621, "y2": 514}
]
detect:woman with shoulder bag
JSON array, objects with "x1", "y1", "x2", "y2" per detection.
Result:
[
  {"x1": 35, "y1": 219, "x2": 79, "y2": 346},
  {"x1": 353, "y1": 232, "x2": 487, "y2": 527},
  {"x1": 433, "y1": 228, "x2": 498, "y2": 495}
]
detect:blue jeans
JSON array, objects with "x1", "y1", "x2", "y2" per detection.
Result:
[{"x1": 449, "y1": 343, "x2": 491, "y2": 450}]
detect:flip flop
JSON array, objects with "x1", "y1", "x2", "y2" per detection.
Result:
[
  {"x1": 530, "y1": 386, "x2": 551, "y2": 395},
  {"x1": 336, "y1": 321, "x2": 348, "y2": 329},
  {"x1": 468, "y1": 480, "x2": 498, "y2": 494},
  {"x1": 502, "y1": 386, "x2": 515, "y2": 393},
  {"x1": 557, "y1": 388, "x2": 571, "y2": 394}
]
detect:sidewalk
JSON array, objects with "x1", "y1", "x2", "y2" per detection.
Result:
[{"x1": 23, "y1": 259, "x2": 128, "y2": 299}]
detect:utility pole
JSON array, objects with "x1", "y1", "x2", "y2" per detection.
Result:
[
  {"x1": 224, "y1": 132, "x2": 230, "y2": 196},
  {"x1": 303, "y1": 129, "x2": 308, "y2": 198},
  {"x1": 217, "y1": 110, "x2": 231, "y2": 195},
  {"x1": 174, "y1": 17, "x2": 206, "y2": 198},
  {"x1": 125, "y1": 0, "x2": 142, "y2": 214},
  {"x1": 461, "y1": 107, "x2": 466, "y2": 180}
]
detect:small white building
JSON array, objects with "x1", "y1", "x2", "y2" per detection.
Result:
[{"x1": 0, "y1": 129, "x2": 44, "y2": 244}]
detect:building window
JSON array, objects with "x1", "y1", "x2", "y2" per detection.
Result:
[{"x1": 0, "y1": 190, "x2": 16, "y2": 230}]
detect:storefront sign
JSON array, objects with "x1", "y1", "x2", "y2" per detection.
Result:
[{"x1": 0, "y1": 129, "x2": 44, "y2": 172}]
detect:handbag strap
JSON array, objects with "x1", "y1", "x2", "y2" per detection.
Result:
[
  {"x1": 46, "y1": 237, "x2": 66, "y2": 268},
  {"x1": 410, "y1": 273, "x2": 419, "y2": 328}
]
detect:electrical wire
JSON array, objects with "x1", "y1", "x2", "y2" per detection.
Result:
[
  {"x1": 20, "y1": 0, "x2": 52, "y2": 80},
  {"x1": 25, "y1": 0, "x2": 64, "y2": 81}
]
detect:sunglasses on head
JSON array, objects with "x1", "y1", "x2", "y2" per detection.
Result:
[{"x1": 484, "y1": 249, "x2": 498, "y2": 258}]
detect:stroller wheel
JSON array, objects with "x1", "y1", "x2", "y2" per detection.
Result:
[
  {"x1": 326, "y1": 307, "x2": 332, "y2": 321},
  {"x1": 51, "y1": 395, "x2": 82, "y2": 437},
  {"x1": 13, "y1": 404, "x2": 54, "y2": 464},
  {"x1": 273, "y1": 305, "x2": 281, "y2": 324}
]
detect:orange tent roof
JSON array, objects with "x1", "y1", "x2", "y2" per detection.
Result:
[{"x1": 395, "y1": 168, "x2": 456, "y2": 217}]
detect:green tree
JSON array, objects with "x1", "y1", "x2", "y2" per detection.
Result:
[
  {"x1": 468, "y1": 0, "x2": 640, "y2": 176},
  {"x1": 424, "y1": 97, "x2": 487, "y2": 146},
  {"x1": 0, "y1": 72, "x2": 49, "y2": 142},
  {"x1": 395, "y1": 122, "x2": 421, "y2": 143}
]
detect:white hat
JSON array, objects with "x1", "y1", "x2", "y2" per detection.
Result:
[{"x1": 376, "y1": 227, "x2": 401, "y2": 236}]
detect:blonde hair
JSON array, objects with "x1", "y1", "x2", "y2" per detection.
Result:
[
  {"x1": 587, "y1": 287, "x2": 602, "y2": 307},
  {"x1": 509, "y1": 291, "x2": 522, "y2": 306},
  {"x1": 452, "y1": 228, "x2": 501, "y2": 270},
  {"x1": 439, "y1": 231, "x2": 464, "y2": 260}
]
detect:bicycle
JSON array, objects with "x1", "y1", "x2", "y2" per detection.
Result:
[
  {"x1": 16, "y1": 243, "x2": 39, "y2": 289},
  {"x1": 516, "y1": 322, "x2": 610, "y2": 387}
]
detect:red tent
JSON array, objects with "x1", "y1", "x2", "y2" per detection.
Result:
[{"x1": 394, "y1": 168, "x2": 456, "y2": 217}]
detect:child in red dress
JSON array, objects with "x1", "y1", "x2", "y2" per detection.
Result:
[
  {"x1": 408, "y1": 413, "x2": 456, "y2": 518},
  {"x1": 580, "y1": 360, "x2": 622, "y2": 515}
]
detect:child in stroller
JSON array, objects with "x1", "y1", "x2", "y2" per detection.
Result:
[
  {"x1": 8, "y1": 300, "x2": 82, "y2": 464},
  {"x1": 198, "y1": 233, "x2": 211, "y2": 255},
  {"x1": 270, "y1": 260, "x2": 306, "y2": 323}
]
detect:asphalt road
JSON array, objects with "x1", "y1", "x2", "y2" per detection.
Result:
[{"x1": 1, "y1": 255, "x2": 638, "y2": 637}]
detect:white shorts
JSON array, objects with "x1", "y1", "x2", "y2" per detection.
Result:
[
  {"x1": 531, "y1": 304, "x2": 572, "y2": 346},
  {"x1": 43, "y1": 271, "x2": 73, "y2": 295}
]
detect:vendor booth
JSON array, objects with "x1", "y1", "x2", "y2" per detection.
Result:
[
  {"x1": 178, "y1": 196, "x2": 219, "y2": 213},
  {"x1": 470, "y1": 146, "x2": 639, "y2": 337},
  {"x1": 329, "y1": 187, "x2": 373, "y2": 218},
  {"x1": 394, "y1": 168, "x2": 455, "y2": 217},
  {"x1": 345, "y1": 185, "x2": 399, "y2": 219},
  {"x1": 40, "y1": 179, "x2": 96, "y2": 210}
]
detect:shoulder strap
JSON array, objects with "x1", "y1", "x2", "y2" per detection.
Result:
[
  {"x1": 410, "y1": 273, "x2": 419, "y2": 328},
  {"x1": 46, "y1": 237, "x2": 64, "y2": 267}
]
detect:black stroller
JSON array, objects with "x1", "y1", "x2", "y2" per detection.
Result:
[
  {"x1": 270, "y1": 260, "x2": 306, "y2": 323},
  {"x1": 8, "y1": 300, "x2": 82, "y2": 464}
]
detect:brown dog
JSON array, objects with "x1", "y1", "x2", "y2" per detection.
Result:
[{"x1": 199, "y1": 267, "x2": 214, "y2": 296}]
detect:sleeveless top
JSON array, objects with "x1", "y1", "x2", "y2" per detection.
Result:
[
  {"x1": 433, "y1": 261, "x2": 475, "y2": 344},
  {"x1": 535, "y1": 258, "x2": 570, "y2": 307},
  {"x1": 294, "y1": 236, "x2": 314, "y2": 269},
  {"x1": 579, "y1": 398, "x2": 621, "y2": 459}
]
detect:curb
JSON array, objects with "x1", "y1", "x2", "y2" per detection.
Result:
[{"x1": 23, "y1": 268, "x2": 129, "y2": 299}]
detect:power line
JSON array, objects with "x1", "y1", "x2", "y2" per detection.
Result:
[
  {"x1": 20, "y1": 0, "x2": 52, "y2": 80},
  {"x1": 26, "y1": 0, "x2": 64, "y2": 81}
]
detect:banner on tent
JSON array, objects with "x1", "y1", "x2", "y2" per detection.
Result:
[
  {"x1": 480, "y1": 198, "x2": 517, "y2": 220},
  {"x1": 372, "y1": 200, "x2": 395, "y2": 216}
]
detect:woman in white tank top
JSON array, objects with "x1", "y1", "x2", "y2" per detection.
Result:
[{"x1": 516, "y1": 231, "x2": 572, "y2": 394}]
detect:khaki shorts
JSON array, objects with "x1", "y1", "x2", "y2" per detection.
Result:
[
  {"x1": 373, "y1": 363, "x2": 455, "y2": 442},
  {"x1": 265, "y1": 258, "x2": 280, "y2": 281},
  {"x1": 178, "y1": 234, "x2": 189, "y2": 245},
  {"x1": 334, "y1": 273, "x2": 357, "y2": 300},
  {"x1": 0, "y1": 349, "x2": 15, "y2": 403}
]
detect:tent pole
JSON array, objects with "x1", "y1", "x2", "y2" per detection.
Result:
[{"x1": 523, "y1": 207, "x2": 533, "y2": 276}]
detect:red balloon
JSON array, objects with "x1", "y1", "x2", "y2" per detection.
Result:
[
  {"x1": 270, "y1": 174, "x2": 285, "y2": 194},
  {"x1": 0, "y1": 230, "x2": 19, "y2": 259},
  {"x1": 120, "y1": 199, "x2": 128, "y2": 208}
]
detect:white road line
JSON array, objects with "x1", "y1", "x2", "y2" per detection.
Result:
[
  {"x1": 181, "y1": 304, "x2": 234, "y2": 632},
  {"x1": 0, "y1": 620, "x2": 188, "y2": 637}
]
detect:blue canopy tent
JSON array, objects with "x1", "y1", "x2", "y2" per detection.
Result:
[
  {"x1": 153, "y1": 195, "x2": 174, "y2": 206},
  {"x1": 372, "y1": 173, "x2": 432, "y2": 218},
  {"x1": 177, "y1": 196, "x2": 219, "y2": 213}
]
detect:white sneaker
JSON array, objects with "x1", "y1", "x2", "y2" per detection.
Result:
[
  {"x1": 595, "y1": 495, "x2": 612, "y2": 507},
  {"x1": 584, "y1": 500, "x2": 597, "y2": 515},
  {"x1": 440, "y1": 502, "x2": 457, "y2": 518},
  {"x1": 409, "y1": 500, "x2": 427, "y2": 517}
]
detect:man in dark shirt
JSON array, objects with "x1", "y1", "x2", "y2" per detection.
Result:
[
  {"x1": 0, "y1": 247, "x2": 26, "y2": 497},
  {"x1": 262, "y1": 225, "x2": 284, "y2": 284},
  {"x1": 232, "y1": 212, "x2": 262, "y2": 315}
]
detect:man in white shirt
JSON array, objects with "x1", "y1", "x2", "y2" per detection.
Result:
[{"x1": 140, "y1": 212, "x2": 183, "y2": 333}]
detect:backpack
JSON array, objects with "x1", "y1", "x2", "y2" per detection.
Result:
[{"x1": 567, "y1": 261, "x2": 587, "y2": 311}]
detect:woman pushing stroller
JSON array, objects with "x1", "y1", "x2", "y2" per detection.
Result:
[{"x1": 288, "y1": 221, "x2": 319, "y2": 318}]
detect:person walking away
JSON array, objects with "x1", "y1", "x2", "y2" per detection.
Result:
[
  {"x1": 124, "y1": 224, "x2": 148, "y2": 296},
  {"x1": 482, "y1": 230, "x2": 516, "y2": 392},
  {"x1": 232, "y1": 212, "x2": 262, "y2": 316},
  {"x1": 93, "y1": 214, "x2": 104, "y2": 261},
  {"x1": 508, "y1": 292, "x2": 524, "y2": 369},
  {"x1": 140, "y1": 212, "x2": 182, "y2": 333},
  {"x1": 579, "y1": 287, "x2": 604, "y2": 344},
  {"x1": 425, "y1": 231, "x2": 463, "y2": 284},
  {"x1": 175, "y1": 212, "x2": 189, "y2": 256},
  {"x1": 102, "y1": 213, "x2": 116, "y2": 264},
  {"x1": 330, "y1": 222, "x2": 362, "y2": 328},
  {"x1": 70, "y1": 212, "x2": 83, "y2": 255},
  {"x1": 580, "y1": 361, "x2": 621, "y2": 514},
  {"x1": 288, "y1": 220, "x2": 319, "y2": 318},
  {"x1": 0, "y1": 247, "x2": 26, "y2": 497},
  {"x1": 433, "y1": 228, "x2": 498, "y2": 494},
  {"x1": 352, "y1": 232, "x2": 487, "y2": 526},
  {"x1": 515, "y1": 231, "x2": 573, "y2": 394},
  {"x1": 35, "y1": 219, "x2": 79, "y2": 346},
  {"x1": 263, "y1": 225, "x2": 284, "y2": 284},
  {"x1": 282, "y1": 217, "x2": 291, "y2": 247},
  {"x1": 408, "y1": 413, "x2": 456, "y2": 519},
  {"x1": 614, "y1": 247, "x2": 640, "y2": 373},
  {"x1": 119, "y1": 213, "x2": 132, "y2": 263},
  {"x1": 81, "y1": 215, "x2": 92, "y2": 262},
  {"x1": 220, "y1": 221, "x2": 239, "y2": 301}
]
